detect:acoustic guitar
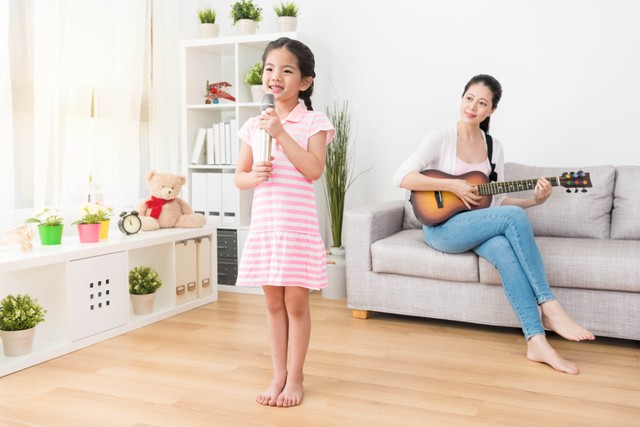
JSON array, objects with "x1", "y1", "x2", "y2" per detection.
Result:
[{"x1": 410, "y1": 169, "x2": 592, "y2": 226}]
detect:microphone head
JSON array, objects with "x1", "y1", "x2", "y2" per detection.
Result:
[{"x1": 261, "y1": 93, "x2": 275, "y2": 111}]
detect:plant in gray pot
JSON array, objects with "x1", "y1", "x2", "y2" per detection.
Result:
[
  {"x1": 129, "y1": 266, "x2": 163, "y2": 315},
  {"x1": 0, "y1": 294, "x2": 47, "y2": 356},
  {"x1": 230, "y1": 0, "x2": 262, "y2": 35}
]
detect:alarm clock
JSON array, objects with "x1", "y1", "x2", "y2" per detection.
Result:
[{"x1": 118, "y1": 210, "x2": 142, "y2": 235}]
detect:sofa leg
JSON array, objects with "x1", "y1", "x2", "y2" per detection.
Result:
[{"x1": 352, "y1": 309, "x2": 370, "y2": 319}]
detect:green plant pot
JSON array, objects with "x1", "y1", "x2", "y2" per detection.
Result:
[{"x1": 38, "y1": 224, "x2": 63, "y2": 245}]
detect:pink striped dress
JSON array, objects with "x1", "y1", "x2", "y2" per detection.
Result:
[{"x1": 236, "y1": 103, "x2": 335, "y2": 290}]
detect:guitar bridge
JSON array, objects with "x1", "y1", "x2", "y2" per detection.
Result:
[{"x1": 434, "y1": 191, "x2": 443, "y2": 209}]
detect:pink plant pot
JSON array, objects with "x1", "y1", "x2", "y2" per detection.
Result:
[{"x1": 77, "y1": 223, "x2": 101, "y2": 243}]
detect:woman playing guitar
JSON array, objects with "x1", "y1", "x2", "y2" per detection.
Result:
[{"x1": 393, "y1": 74, "x2": 594, "y2": 374}]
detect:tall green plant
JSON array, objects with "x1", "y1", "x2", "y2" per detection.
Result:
[{"x1": 324, "y1": 101, "x2": 357, "y2": 248}]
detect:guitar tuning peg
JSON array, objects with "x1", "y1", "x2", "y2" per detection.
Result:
[
  {"x1": 575, "y1": 188, "x2": 579, "y2": 193},
  {"x1": 566, "y1": 189, "x2": 571, "y2": 193},
  {"x1": 581, "y1": 189, "x2": 587, "y2": 193}
]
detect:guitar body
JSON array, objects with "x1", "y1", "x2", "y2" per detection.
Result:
[{"x1": 410, "y1": 170, "x2": 492, "y2": 226}]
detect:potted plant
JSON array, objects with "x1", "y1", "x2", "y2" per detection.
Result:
[
  {"x1": 274, "y1": 1, "x2": 299, "y2": 32},
  {"x1": 129, "y1": 266, "x2": 163, "y2": 315},
  {"x1": 72, "y1": 202, "x2": 104, "y2": 243},
  {"x1": 95, "y1": 201, "x2": 114, "y2": 240},
  {"x1": 230, "y1": 0, "x2": 262, "y2": 35},
  {"x1": 323, "y1": 100, "x2": 370, "y2": 298},
  {"x1": 245, "y1": 61, "x2": 264, "y2": 103},
  {"x1": 0, "y1": 294, "x2": 47, "y2": 356},
  {"x1": 25, "y1": 207, "x2": 64, "y2": 245},
  {"x1": 197, "y1": 7, "x2": 219, "y2": 38}
]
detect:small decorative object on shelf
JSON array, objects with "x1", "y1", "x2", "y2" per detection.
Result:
[
  {"x1": 204, "y1": 80, "x2": 236, "y2": 104},
  {"x1": 230, "y1": 0, "x2": 262, "y2": 35},
  {"x1": 0, "y1": 294, "x2": 47, "y2": 357},
  {"x1": 197, "y1": 7, "x2": 219, "y2": 39},
  {"x1": 244, "y1": 62, "x2": 264, "y2": 103},
  {"x1": 25, "y1": 206, "x2": 64, "y2": 246},
  {"x1": 73, "y1": 201, "x2": 110, "y2": 243},
  {"x1": 129, "y1": 266, "x2": 163, "y2": 315},
  {"x1": 118, "y1": 210, "x2": 142, "y2": 235},
  {"x1": 1, "y1": 224, "x2": 37, "y2": 252},
  {"x1": 274, "y1": 1, "x2": 299, "y2": 32}
]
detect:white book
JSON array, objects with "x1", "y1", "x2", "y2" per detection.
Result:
[
  {"x1": 191, "y1": 172, "x2": 207, "y2": 215},
  {"x1": 221, "y1": 172, "x2": 238, "y2": 225},
  {"x1": 224, "y1": 122, "x2": 232, "y2": 165},
  {"x1": 190, "y1": 128, "x2": 207, "y2": 164},
  {"x1": 206, "y1": 128, "x2": 215, "y2": 165},
  {"x1": 206, "y1": 172, "x2": 222, "y2": 223},
  {"x1": 213, "y1": 123, "x2": 221, "y2": 165},
  {"x1": 230, "y1": 118, "x2": 238, "y2": 165}
]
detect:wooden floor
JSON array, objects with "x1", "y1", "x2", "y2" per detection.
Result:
[{"x1": 0, "y1": 292, "x2": 638, "y2": 427}]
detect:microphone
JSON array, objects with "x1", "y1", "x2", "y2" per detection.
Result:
[{"x1": 259, "y1": 93, "x2": 275, "y2": 163}]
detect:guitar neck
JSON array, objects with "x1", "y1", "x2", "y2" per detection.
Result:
[{"x1": 477, "y1": 176, "x2": 560, "y2": 196}]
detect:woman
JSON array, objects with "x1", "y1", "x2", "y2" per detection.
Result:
[{"x1": 393, "y1": 74, "x2": 594, "y2": 374}]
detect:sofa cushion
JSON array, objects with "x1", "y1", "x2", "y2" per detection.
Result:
[
  {"x1": 478, "y1": 236, "x2": 640, "y2": 292},
  {"x1": 504, "y1": 163, "x2": 615, "y2": 239},
  {"x1": 371, "y1": 229, "x2": 479, "y2": 282},
  {"x1": 402, "y1": 193, "x2": 423, "y2": 229},
  {"x1": 610, "y1": 165, "x2": 640, "y2": 240}
]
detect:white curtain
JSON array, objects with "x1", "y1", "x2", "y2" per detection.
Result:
[{"x1": 1, "y1": 0, "x2": 182, "y2": 231}]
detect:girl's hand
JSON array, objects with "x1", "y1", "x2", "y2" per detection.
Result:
[
  {"x1": 258, "y1": 108, "x2": 284, "y2": 140},
  {"x1": 533, "y1": 176, "x2": 552, "y2": 205},
  {"x1": 252, "y1": 159, "x2": 273, "y2": 184},
  {"x1": 450, "y1": 179, "x2": 481, "y2": 209}
]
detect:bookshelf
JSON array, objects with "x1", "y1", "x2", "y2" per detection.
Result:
[
  {"x1": 180, "y1": 32, "x2": 314, "y2": 294},
  {"x1": 0, "y1": 227, "x2": 217, "y2": 377}
]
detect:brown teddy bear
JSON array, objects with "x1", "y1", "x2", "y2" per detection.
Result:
[{"x1": 136, "y1": 170, "x2": 206, "y2": 231}]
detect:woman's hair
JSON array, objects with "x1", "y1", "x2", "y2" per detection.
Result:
[
  {"x1": 262, "y1": 37, "x2": 316, "y2": 110},
  {"x1": 462, "y1": 74, "x2": 502, "y2": 133}
]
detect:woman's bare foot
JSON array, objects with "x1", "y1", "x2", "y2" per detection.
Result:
[
  {"x1": 257, "y1": 375, "x2": 286, "y2": 406},
  {"x1": 276, "y1": 373, "x2": 304, "y2": 407},
  {"x1": 540, "y1": 300, "x2": 595, "y2": 341},
  {"x1": 527, "y1": 335, "x2": 579, "y2": 374}
]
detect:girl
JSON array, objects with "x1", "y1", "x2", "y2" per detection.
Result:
[
  {"x1": 234, "y1": 37, "x2": 335, "y2": 407},
  {"x1": 393, "y1": 74, "x2": 594, "y2": 374}
]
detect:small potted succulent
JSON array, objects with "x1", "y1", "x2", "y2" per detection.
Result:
[
  {"x1": 230, "y1": 0, "x2": 262, "y2": 35},
  {"x1": 245, "y1": 61, "x2": 264, "y2": 103},
  {"x1": 0, "y1": 293, "x2": 47, "y2": 356},
  {"x1": 129, "y1": 266, "x2": 164, "y2": 315},
  {"x1": 26, "y1": 207, "x2": 64, "y2": 245},
  {"x1": 197, "y1": 7, "x2": 219, "y2": 38},
  {"x1": 274, "y1": 1, "x2": 299, "y2": 32}
]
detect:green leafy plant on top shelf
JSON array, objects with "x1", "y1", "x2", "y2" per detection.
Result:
[
  {"x1": 274, "y1": 1, "x2": 299, "y2": 17},
  {"x1": 198, "y1": 7, "x2": 217, "y2": 24},
  {"x1": 25, "y1": 207, "x2": 64, "y2": 227},
  {"x1": 230, "y1": 0, "x2": 263, "y2": 25},
  {"x1": 0, "y1": 294, "x2": 47, "y2": 331},
  {"x1": 245, "y1": 62, "x2": 263, "y2": 86},
  {"x1": 129, "y1": 266, "x2": 164, "y2": 295}
]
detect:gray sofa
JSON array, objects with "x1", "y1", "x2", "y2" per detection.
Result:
[{"x1": 344, "y1": 163, "x2": 640, "y2": 341}]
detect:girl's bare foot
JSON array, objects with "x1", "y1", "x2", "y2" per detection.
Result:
[
  {"x1": 276, "y1": 373, "x2": 304, "y2": 407},
  {"x1": 257, "y1": 375, "x2": 286, "y2": 406},
  {"x1": 527, "y1": 334, "x2": 579, "y2": 374},
  {"x1": 540, "y1": 300, "x2": 595, "y2": 341}
]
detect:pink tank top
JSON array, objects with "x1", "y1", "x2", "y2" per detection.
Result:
[{"x1": 455, "y1": 157, "x2": 491, "y2": 177}]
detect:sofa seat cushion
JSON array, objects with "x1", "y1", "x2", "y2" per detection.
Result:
[
  {"x1": 371, "y1": 229, "x2": 479, "y2": 282},
  {"x1": 504, "y1": 163, "x2": 615, "y2": 239},
  {"x1": 611, "y1": 165, "x2": 640, "y2": 240},
  {"x1": 479, "y1": 236, "x2": 640, "y2": 292}
]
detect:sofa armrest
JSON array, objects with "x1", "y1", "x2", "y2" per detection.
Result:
[{"x1": 343, "y1": 200, "x2": 405, "y2": 274}]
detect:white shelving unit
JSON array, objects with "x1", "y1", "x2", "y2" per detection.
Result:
[
  {"x1": 180, "y1": 32, "x2": 315, "y2": 295},
  {"x1": 0, "y1": 226, "x2": 217, "y2": 377}
]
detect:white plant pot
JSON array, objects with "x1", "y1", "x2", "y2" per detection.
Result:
[
  {"x1": 236, "y1": 19, "x2": 257, "y2": 36},
  {"x1": 1, "y1": 327, "x2": 36, "y2": 357},
  {"x1": 198, "y1": 23, "x2": 220, "y2": 39},
  {"x1": 130, "y1": 293, "x2": 156, "y2": 315},
  {"x1": 277, "y1": 16, "x2": 297, "y2": 33},
  {"x1": 250, "y1": 85, "x2": 265, "y2": 103},
  {"x1": 323, "y1": 246, "x2": 347, "y2": 299}
]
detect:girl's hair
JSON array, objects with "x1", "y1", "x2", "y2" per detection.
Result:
[
  {"x1": 262, "y1": 37, "x2": 316, "y2": 111},
  {"x1": 462, "y1": 74, "x2": 502, "y2": 133}
]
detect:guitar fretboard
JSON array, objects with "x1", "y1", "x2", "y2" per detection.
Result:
[{"x1": 477, "y1": 176, "x2": 560, "y2": 196}]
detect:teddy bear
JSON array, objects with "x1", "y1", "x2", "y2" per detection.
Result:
[{"x1": 136, "y1": 170, "x2": 206, "y2": 231}]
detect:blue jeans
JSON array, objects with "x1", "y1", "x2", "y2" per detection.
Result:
[{"x1": 422, "y1": 206, "x2": 555, "y2": 340}]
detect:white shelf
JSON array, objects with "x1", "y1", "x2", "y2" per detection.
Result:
[{"x1": 0, "y1": 226, "x2": 217, "y2": 377}]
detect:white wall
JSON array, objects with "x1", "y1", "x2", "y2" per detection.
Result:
[{"x1": 180, "y1": 0, "x2": 640, "y2": 212}]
